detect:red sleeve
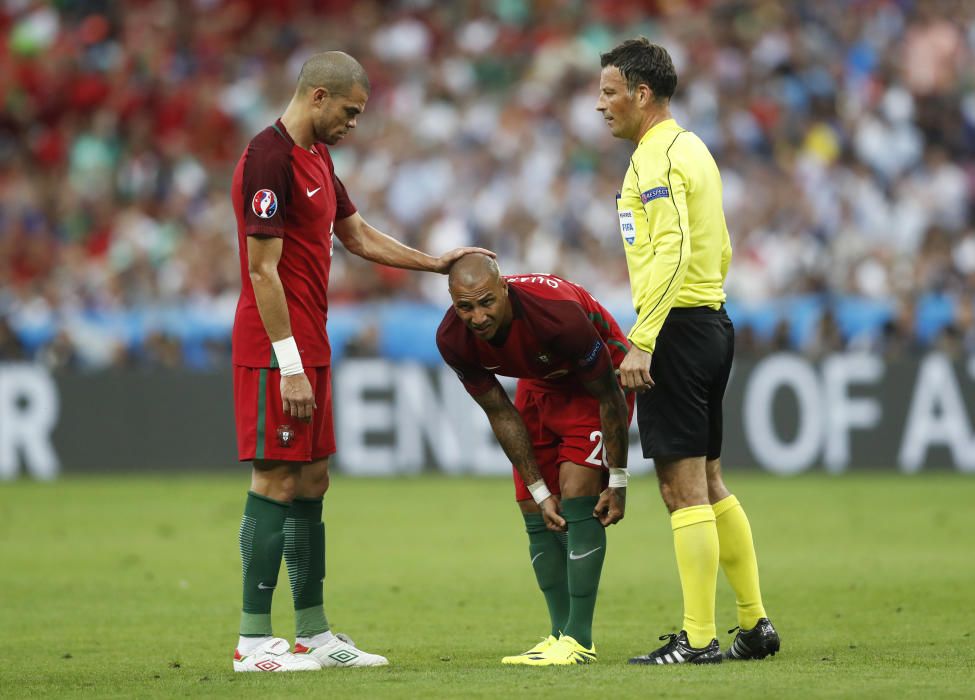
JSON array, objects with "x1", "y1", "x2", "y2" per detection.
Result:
[
  {"x1": 334, "y1": 172, "x2": 357, "y2": 220},
  {"x1": 436, "y1": 316, "x2": 500, "y2": 397},
  {"x1": 546, "y1": 303, "x2": 614, "y2": 384},
  {"x1": 241, "y1": 146, "x2": 292, "y2": 238}
]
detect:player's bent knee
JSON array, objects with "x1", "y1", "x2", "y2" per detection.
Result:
[
  {"x1": 297, "y1": 459, "x2": 331, "y2": 499},
  {"x1": 559, "y1": 461, "x2": 602, "y2": 499},
  {"x1": 250, "y1": 460, "x2": 302, "y2": 502}
]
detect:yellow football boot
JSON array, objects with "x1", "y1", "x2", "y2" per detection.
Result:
[
  {"x1": 501, "y1": 635, "x2": 559, "y2": 665},
  {"x1": 520, "y1": 634, "x2": 597, "y2": 666}
]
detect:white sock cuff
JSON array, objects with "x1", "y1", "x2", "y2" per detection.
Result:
[{"x1": 297, "y1": 630, "x2": 335, "y2": 647}]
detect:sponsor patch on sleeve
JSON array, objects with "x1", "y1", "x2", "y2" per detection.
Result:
[
  {"x1": 578, "y1": 339, "x2": 603, "y2": 368},
  {"x1": 640, "y1": 186, "x2": 669, "y2": 204}
]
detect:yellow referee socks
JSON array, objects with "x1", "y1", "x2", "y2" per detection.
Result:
[
  {"x1": 713, "y1": 495, "x2": 767, "y2": 631},
  {"x1": 671, "y1": 505, "x2": 719, "y2": 649}
]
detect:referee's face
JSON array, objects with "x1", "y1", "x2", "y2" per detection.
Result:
[
  {"x1": 450, "y1": 278, "x2": 510, "y2": 341},
  {"x1": 597, "y1": 66, "x2": 640, "y2": 142}
]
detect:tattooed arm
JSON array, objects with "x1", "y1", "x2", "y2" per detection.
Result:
[
  {"x1": 583, "y1": 367, "x2": 630, "y2": 526},
  {"x1": 472, "y1": 382, "x2": 566, "y2": 531}
]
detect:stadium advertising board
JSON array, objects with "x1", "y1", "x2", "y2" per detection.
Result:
[{"x1": 1, "y1": 353, "x2": 974, "y2": 479}]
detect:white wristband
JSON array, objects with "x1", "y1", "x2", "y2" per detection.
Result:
[
  {"x1": 526, "y1": 479, "x2": 552, "y2": 505},
  {"x1": 608, "y1": 468, "x2": 629, "y2": 488},
  {"x1": 272, "y1": 336, "x2": 304, "y2": 377}
]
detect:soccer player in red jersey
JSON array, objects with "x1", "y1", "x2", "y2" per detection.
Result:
[
  {"x1": 230, "y1": 52, "x2": 491, "y2": 672},
  {"x1": 436, "y1": 253, "x2": 633, "y2": 666}
]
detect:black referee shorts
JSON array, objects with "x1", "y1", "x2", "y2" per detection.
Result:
[{"x1": 636, "y1": 305, "x2": 734, "y2": 461}]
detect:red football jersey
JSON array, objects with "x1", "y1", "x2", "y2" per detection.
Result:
[
  {"x1": 231, "y1": 120, "x2": 357, "y2": 368},
  {"x1": 436, "y1": 275, "x2": 630, "y2": 396}
]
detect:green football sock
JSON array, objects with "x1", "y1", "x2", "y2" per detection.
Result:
[
  {"x1": 562, "y1": 496, "x2": 605, "y2": 649},
  {"x1": 284, "y1": 497, "x2": 330, "y2": 638},
  {"x1": 239, "y1": 491, "x2": 289, "y2": 637},
  {"x1": 524, "y1": 513, "x2": 570, "y2": 638}
]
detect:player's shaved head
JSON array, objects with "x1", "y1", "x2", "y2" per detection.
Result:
[
  {"x1": 448, "y1": 253, "x2": 501, "y2": 291},
  {"x1": 448, "y1": 254, "x2": 511, "y2": 341},
  {"x1": 297, "y1": 51, "x2": 370, "y2": 96}
]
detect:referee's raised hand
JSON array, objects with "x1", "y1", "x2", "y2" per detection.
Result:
[{"x1": 617, "y1": 345, "x2": 654, "y2": 392}]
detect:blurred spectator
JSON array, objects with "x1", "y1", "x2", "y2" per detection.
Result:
[
  {"x1": 343, "y1": 324, "x2": 381, "y2": 359},
  {"x1": 806, "y1": 309, "x2": 845, "y2": 360},
  {"x1": 1, "y1": 0, "x2": 974, "y2": 368},
  {"x1": 874, "y1": 298, "x2": 923, "y2": 361},
  {"x1": 0, "y1": 316, "x2": 27, "y2": 360},
  {"x1": 37, "y1": 330, "x2": 79, "y2": 370}
]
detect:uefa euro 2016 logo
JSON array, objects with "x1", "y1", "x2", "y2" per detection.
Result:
[{"x1": 252, "y1": 189, "x2": 278, "y2": 218}]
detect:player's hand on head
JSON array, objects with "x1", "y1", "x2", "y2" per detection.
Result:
[
  {"x1": 617, "y1": 346, "x2": 654, "y2": 392},
  {"x1": 540, "y1": 494, "x2": 566, "y2": 532},
  {"x1": 280, "y1": 373, "x2": 316, "y2": 424},
  {"x1": 434, "y1": 246, "x2": 497, "y2": 273}
]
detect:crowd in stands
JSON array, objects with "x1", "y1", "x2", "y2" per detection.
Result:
[{"x1": 1, "y1": 0, "x2": 974, "y2": 369}]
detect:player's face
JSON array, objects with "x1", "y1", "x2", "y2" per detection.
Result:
[
  {"x1": 313, "y1": 84, "x2": 369, "y2": 145},
  {"x1": 450, "y1": 280, "x2": 510, "y2": 341},
  {"x1": 596, "y1": 66, "x2": 641, "y2": 141}
]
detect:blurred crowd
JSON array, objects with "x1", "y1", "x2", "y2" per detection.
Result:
[{"x1": 1, "y1": 0, "x2": 974, "y2": 370}]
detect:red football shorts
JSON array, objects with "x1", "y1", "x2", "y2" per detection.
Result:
[
  {"x1": 234, "y1": 365, "x2": 335, "y2": 463},
  {"x1": 511, "y1": 381, "x2": 635, "y2": 501}
]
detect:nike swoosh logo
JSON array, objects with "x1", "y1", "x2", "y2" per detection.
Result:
[
  {"x1": 531, "y1": 552, "x2": 543, "y2": 565},
  {"x1": 568, "y1": 546, "x2": 603, "y2": 560},
  {"x1": 483, "y1": 365, "x2": 501, "y2": 370},
  {"x1": 306, "y1": 187, "x2": 321, "y2": 197},
  {"x1": 257, "y1": 582, "x2": 275, "y2": 590}
]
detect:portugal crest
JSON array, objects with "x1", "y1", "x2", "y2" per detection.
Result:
[
  {"x1": 252, "y1": 189, "x2": 278, "y2": 219},
  {"x1": 277, "y1": 424, "x2": 294, "y2": 448}
]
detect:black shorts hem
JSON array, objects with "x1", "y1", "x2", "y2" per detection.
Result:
[{"x1": 641, "y1": 446, "x2": 709, "y2": 461}]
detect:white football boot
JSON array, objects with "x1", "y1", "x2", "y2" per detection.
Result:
[
  {"x1": 233, "y1": 637, "x2": 321, "y2": 672},
  {"x1": 294, "y1": 632, "x2": 389, "y2": 668}
]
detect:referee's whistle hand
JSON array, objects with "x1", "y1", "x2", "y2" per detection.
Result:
[{"x1": 617, "y1": 346, "x2": 654, "y2": 392}]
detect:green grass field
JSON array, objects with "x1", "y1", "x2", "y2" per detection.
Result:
[{"x1": 2, "y1": 473, "x2": 973, "y2": 698}]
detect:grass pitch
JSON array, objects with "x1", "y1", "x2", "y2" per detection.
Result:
[{"x1": 1, "y1": 472, "x2": 973, "y2": 698}]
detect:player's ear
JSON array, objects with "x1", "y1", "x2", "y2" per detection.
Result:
[{"x1": 312, "y1": 86, "x2": 330, "y2": 106}]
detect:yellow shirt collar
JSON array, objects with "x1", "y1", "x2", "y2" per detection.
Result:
[{"x1": 638, "y1": 118, "x2": 678, "y2": 146}]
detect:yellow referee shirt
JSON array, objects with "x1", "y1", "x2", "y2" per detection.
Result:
[{"x1": 616, "y1": 118, "x2": 731, "y2": 353}]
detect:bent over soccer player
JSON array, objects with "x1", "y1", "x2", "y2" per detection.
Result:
[
  {"x1": 230, "y1": 52, "x2": 491, "y2": 672},
  {"x1": 437, "y1": 253, "x2": 633, "y2": 666},
  {"x1": 597, "y1": 38, "x2": 779, "y2": 664}
]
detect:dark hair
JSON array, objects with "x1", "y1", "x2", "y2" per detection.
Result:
[{"x1": 600, "y1": 37, "x2": 676, "y2": 101}]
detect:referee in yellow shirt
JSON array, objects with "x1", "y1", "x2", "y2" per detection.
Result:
[{"x1": 597, "y1": 38, "x2": 779, "y2": 665}]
